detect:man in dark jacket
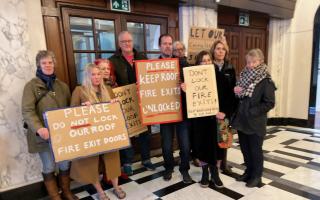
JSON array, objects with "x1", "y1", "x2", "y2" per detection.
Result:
[
  {"x1": 109, "y1": 31, "x2": 155, "y2": 175},
  {"x1": 158, "y1": 34, "x2": 192, "y2": 184}
]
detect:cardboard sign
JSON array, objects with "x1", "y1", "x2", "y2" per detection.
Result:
[
  {"x1": 135, "y1": 58, "x2": 182, "y2": 125},
  {"x1": 112, "y1": 84, "x2": 148, "y2": 137},
  {"x1": 187, "y1": 27, "x2": 224, "y2": 64},
  {"x1": 44, "y1": 102, "x2": 130, "y2": 162},
  {"x1": 183, "y1": 64, "x2": 219, "y2": 118}
]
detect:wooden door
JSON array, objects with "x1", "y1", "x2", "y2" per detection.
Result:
[{"x1": 220, "y1": 25, "x2": 267, "y2": 76}]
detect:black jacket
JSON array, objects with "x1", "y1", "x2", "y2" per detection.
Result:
[
  {"x1": 215, "y1": 62, "x2": 237, "y2": 119},
  {"x1": 109, "y1": 48, "x2": 147, "y2": 86},
  {"x1": 231, "y1": 78, "x2": 276, "y2": 136}
]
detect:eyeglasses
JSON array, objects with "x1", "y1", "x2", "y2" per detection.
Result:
[{"x1": 120, "y1": 40, "x2": 133, "y2": 44}]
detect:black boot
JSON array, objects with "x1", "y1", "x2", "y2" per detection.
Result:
[
  {"x1": 236, "y1": 172, "x2": 250, "y2": 182},
  {"x1": 220, "y1": 150, "x2": 233, "y2": 175},
  {"x1": 209, "y1": 165, "x2": 224, "y2": 188},
  {"x1": 246, "y1": 177, "x2": 262, "y2": 188},
  {"x1": 199, "y1": 165, "x2": 209, "y2": 188}
]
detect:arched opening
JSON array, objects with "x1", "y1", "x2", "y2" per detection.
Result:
[{"x1": 308, "y1": 6, "x2": 320, "y2": 128}]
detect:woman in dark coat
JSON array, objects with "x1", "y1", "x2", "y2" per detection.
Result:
[
  {"x1": 210, "y1": 40, "x2": 237, "y2": 174},
  {"x1": 181, "y1": 50, "x2": 224, "y2": 188},
  {"x1": 232, "y1": 48, "x2": 276, "y2": 188}
]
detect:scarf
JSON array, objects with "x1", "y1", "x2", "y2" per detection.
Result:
[
  {"x1": 236, "y1": 63, "x2": 270, "y2": 98},
  {"x1": 36, "y1": 68, "x2": 56, "y2": 91}
]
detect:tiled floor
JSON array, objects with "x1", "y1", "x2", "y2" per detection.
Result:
[{"x1": 46, "y1": 126, "x2": 320, "y2": 199}]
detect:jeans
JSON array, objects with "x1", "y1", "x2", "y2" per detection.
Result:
[
  {"x1": 120, "y1": 131, "x2": 151, "y2": 165},
  {"x1": 160, "y1": 120, "x2": 190, "y2": 172},
  {"x1": 39, "y1": 151, "x2": 70, "y2": 174},
  {"x1": 238, "y1": 131, "x2": 264, "y2": 179}
]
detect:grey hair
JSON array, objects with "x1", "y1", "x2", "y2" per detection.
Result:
[
  {"x1": 173, "y1": 41, "x2": 186, "y2": 51},
  {"x1": 35, "y1": 50, "x2": 56, "y2": 68},
  {"x1": 246, "y1": 48, "x2": 265, "y2": 63}
]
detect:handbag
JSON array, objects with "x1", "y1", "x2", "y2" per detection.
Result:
[{"x1": 217, "y1": 118, "x2": 236, "y2": 148}]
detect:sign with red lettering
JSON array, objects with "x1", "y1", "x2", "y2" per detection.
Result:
[
  {"x1": 112, "y1": 84, "x2": 148, "y2": 137},
  {"x1": 135, "y1": 58, "x2": 183, "y2": 125},
  {"x1": 183, "y1": 64, "x2": 219, "y2": 118},
  {"x1": 187, "y1": 27, "x2": 224, "y2": 64},
  {"x1": 44, "y1": 102, "x2": 130, "y2": 162}
]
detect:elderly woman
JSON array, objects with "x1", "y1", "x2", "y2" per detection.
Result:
[
  {"x1": 22, "y1": 50, "x2": 78, "y2": 200},
  {"x1": 232, "y1": 49, "x2": 276, "y2": 188},
  {"x1": 70, "y1": 63, "x2": 126, "y2": 200},
  {"x1": 210, "y1": 39, "x2": 237, "y2": 174}
]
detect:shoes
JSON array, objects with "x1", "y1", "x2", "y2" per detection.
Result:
[
  {"x1": 181, "y1": 171, "x2": 193, "y2": 184},
  {"x1": 142, "y1": 161, "x2": 156, "y2": 171},
  {"x1": 163, "y1": 170, "x2": 173, "y2": 181},
  {"x1": 209, "y1": 165, "x2": 224, "y2": 188},
  {"x1": 246, "y1": 178, "x2": 262, "y2": 188},
  {"x1": 221, "y1": 165, "x2": 233, "y2": 175},
  {"x1": 192, "y1": 158, "x2": 201, "y2": 167},
  {"x1": 97, "y1": 192, "x2": 110, "y2": 200},
  {"x1": 199, "y1": 165, "x2": 209, "y2": 188},
  {"x1": 236, "y1": 173, "x2": 250, "y2": 182},
  {"x1": 123, "y1": 165, "x2": 133, "y2": 176},
  {"x1": 112, "y1": 188, "x2": 126, "y2": 199}
]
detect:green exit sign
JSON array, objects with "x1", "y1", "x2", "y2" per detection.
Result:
[{"x1": 110, "y1": 0, "x2": 131, "y2": 12}]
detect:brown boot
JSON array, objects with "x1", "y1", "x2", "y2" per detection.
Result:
[
  {"x1": 42, "y1": 172, "x2": 62, "y2": 200},
  {"x1": 59, "y1": 170, "x2": 79, "y2": 200}
]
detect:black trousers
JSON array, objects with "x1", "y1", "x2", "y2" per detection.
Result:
[{"x1": 238, "y1": 131, "x2": 264, "y2": 179}]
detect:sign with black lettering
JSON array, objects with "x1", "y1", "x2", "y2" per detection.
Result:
[
  {"x1": 187, "y1": 27, "x2": 224, "y2": 64},
  {"x1": 183, "y1": 64, "x2": 219, "y2": 118},
  {"x1": 113, "y1": 84, "x2": 148, "y2": 137},
  {"x1": 135, "y1": 58, "x2": 182, "y2": 125},
  {"x1": 44, "y1": 102, "x2": 130, "y2": 162}
]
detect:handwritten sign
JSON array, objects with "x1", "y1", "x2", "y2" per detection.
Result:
[
  {"x1": 113, "y1": 84, "x2": 148, "y2": 137},
  {"x1": 135, "y1": 58, "x2": 182, "y2": 125},
  {"x1": 187, "y1": 27, "x2": 224, "y2": 64},
  {"x1": 183, "y1": 64, "x2": 219, "y2": 118},
  {"x1": 44, "y1": 102, "x2": 130, "y2": 162}
]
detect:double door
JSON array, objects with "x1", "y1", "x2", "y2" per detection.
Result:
[
  {"x1": 219, "y1": 26, "x2": 267, "y2": 76},
  {"x1": 62, "y1": 7, "x2": 167, "y2": 89}
]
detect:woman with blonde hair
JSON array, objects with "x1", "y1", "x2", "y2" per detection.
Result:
[
  {"x1": 70, "y1": 63, "x2": 126, "y2": 199},
  {"x1": 232, "y1": 48, "x2": 276, "y2": 187}
]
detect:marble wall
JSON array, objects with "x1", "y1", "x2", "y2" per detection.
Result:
[{"x1": 0, "y1": 0, "x2": 46, "y2": 191}]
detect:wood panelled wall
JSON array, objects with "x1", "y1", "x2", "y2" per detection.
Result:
[{"x1": 41, "y1": 0, "x2": 179, "y2": 85}]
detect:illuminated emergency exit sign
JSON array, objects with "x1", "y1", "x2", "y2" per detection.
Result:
[{"x1": 110, "y1": 0, "x2": 131, "y2": 12}]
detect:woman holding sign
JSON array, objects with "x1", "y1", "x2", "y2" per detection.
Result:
[
  {"x1": 182, "y1": 51, "x2": 224, "y2": 188},
  {"x1": 232, "y1": 49, "x2": 275, "y2": 187},
  {"x1": 70, "y1": 63, "x2": 126, "y2": 200},
  {"x1": 22, "y1": 50, "x2": 78, "y2": 200}
]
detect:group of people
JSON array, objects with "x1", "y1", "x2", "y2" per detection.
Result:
[{"x1": 22, "y1": 30, "x2": 275, "y2": 200}]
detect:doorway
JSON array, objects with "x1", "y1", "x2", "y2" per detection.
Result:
[{"x1": 308, "y1": 6, "x2": 320, "y2": 128}]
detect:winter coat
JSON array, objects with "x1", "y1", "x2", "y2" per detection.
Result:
[
  {"x1": 231, "y1": 78, "x2": 276, "y2": 136},
  {"x1": 109, "y1": 48, "x2": 147, "y2": 86},
  {"x1": 22, "y1": 77, "x2": 70, "y2": 153}
]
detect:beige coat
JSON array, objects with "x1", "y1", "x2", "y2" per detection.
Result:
[{"x1": 70, "y1": 86, "x2": 121, "y2": 184}]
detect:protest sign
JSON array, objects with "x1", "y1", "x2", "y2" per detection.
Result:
[
  {"x1": 135, "y1": 58, "x2": 182, "y2": 125},
  {"x1": 187, "y1": 27, "x2": 224, "y2": 64},
  {"x1": 44, "y1": 102, "x2": 130, "y2": 162},
  {"x1": 113, "y1": 84, "x2": 148, "y2": 137},
  {"x1": 183, "y1": 64, "x2": 219, "y2": 118}
]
